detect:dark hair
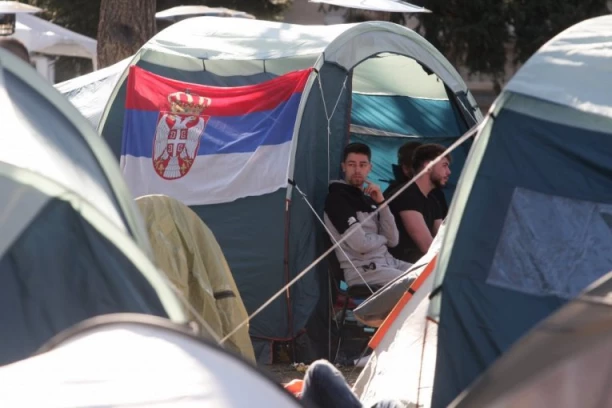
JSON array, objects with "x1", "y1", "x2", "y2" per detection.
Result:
[
  {"x1": 0, "y1": 38, "x2": 30, "y2": 63},
  {"x1": 343, "y1": 142, "x2": 371, "y2": 162},
  {"x1": 398, "y1": 141, "x2": 422, "y2": 167},
  {"x1": 412, "y1": 143, "x2": 451, "y2": 172}
]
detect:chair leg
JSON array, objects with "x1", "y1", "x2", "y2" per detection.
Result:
[{"x1": 334, "y1": 295, "x2": 350, "y2": 364}]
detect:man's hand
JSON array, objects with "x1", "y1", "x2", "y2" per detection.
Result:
[{"x1": 364, "y1": 180, "x2": 384, "y2": 204}]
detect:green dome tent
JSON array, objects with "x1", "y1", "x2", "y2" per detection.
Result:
[
  {"x1": 0, "y1": 48, "x2": 186, "y2": 366},
  {"x1": 97, "y1": 17, "x2": 482, "y2": 362},
  {"x1": 429, "y1": 14, "x2": 612, "y2": 407}
]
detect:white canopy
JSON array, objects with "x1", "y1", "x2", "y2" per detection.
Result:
[
  {"x1": 309, "y1": 0, "x2": 430, "y2": 13},
  {"x1": 14, "y1": 13, "x2": 97, "y2": 67},
  {"x1": 505, "y1": 15, "x2": 612, "y2": 118}
]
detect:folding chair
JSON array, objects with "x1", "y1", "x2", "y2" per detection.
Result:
[{"x1": 325, "y1": 235, "x2": 381, "y2": 364}]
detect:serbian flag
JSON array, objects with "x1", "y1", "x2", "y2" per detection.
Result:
[{"x1": 120, "y1": 66, "x2": 312, "y2": 205}]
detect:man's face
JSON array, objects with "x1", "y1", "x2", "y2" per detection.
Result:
[
  {"x1": 342, "y1": 153, "x2": 371, "y2": 187},
  {"x1": 429, "y1": 157, "x2": 451, "y2": 188}
]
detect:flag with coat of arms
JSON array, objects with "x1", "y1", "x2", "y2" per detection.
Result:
[{"x1": 120, "y1": 66, "x2": 312, "y2": 205}]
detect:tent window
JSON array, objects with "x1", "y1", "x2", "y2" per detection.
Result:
[{"x1": 487, "y1": 187, "x2": 612, "y2": 299}]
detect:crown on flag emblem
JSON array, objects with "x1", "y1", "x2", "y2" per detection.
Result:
[{"x1": 168, "y1": 91, "x2": 212, "y2": 115}]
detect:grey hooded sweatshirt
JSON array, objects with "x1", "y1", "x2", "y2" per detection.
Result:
[{"x1": 324, "y1": 180, "x2": 408, "y2": 286}]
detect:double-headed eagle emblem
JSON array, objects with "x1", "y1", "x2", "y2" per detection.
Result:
[{"x1": 152, "y1": 91, "x2": 211, "y2": 180}]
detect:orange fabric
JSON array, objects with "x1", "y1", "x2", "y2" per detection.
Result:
[
  {"x1": 368, "y1": 255, "x2": 437, "y2": 350},
  {"x1": 284, "y1": 379, "x2": 304, "y2": 396}
]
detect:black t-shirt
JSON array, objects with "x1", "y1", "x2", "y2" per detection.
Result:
[
  {"x1": 384, "y1": 181, "x2": 442, "y2": 263},
  {"x1": 431, "y1": 188, "x2": 449, "y2": 218}
]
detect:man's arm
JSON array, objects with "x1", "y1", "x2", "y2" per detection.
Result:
[
  {"x1": 325, "y1": 193, "x2": 387, "y2": 254},
  {"x1": 399, "y1": 210, "x2": 433, "y2": 254},
  {"x1": 433, "y1": 219, "x2": 443, "y2": 236},
  {"x1": 431, "y1": 191, "x2": 444, "y2": 236},
  {"x1": 364, "y1": 180, "x2": 399, "y2": 248},
  {"x1": 378, "y1": 205, "x2": 399, "y2": 248}
]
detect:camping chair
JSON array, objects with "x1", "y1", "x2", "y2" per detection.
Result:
[{"x1": 325, "y1": 235, "x2": 381, "y2": 364}]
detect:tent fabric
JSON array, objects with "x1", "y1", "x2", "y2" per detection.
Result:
[
  {"x1": 351, "y1": 94, "x2": 463, "y2": 138},
  {"x1": 352, "y1": 54, "x2": 448, "y2": 99},
  {"x1": 55, "y1": 57, "x2": 130, "y2": 127},
  {"x1": 352, "y1": 224, "x2": 446, "y2": 407},
  {"x1": 450, "y1": 271, "x2": 612, "y2": 408},
  {"x1": 0, "y1": 315, "x2": 302, "y2": 407},
  {"x1": 352, "y1": 225, "x2": 446, "y2": 406},
  {"x1": 505, "y1": 15, "x2": 612, "y2": 118},
  {"x1": 0, "y1": 49, "x2": 153, "y2": 255},
  {"x1": 0, "y1": 48, "x2": 187, "y2": 365},
  {"x1": 354, "y1": 223, "x2": 447, "y2": 328},
  {"x1": 428, "y1": 16, "x2": 612, "y2": 407},
  {"x1": 136, "y1": 194, "x2": 255, "y2": 363},
  {"x1": 135, "y1": 17, "x2": 474, "y2": 99},
  {"x1": 0, "y1": 195, "x2": 171, "y2": 366},
  {"x1": 15, "y1": 13, "x2": 97, "y2": 63},
  {"x1": 355, "y1": 287, "x2": 438, "y2": 408},
  {"x1": 93, "y1": 18, "x2": 481, "y2": 363},
  {"x1": 431, "y1": 101, "x2": 612, "y2": 408},
  {"x1": 57, "y1": 19, "x2": 481, "y2": 140},
  {"x1": 1, "y1": 65, "x2": 125, "y2": 233}
]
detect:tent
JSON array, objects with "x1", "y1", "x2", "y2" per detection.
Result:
[
  {"x1": 0, "y1": 314, "x2": 302, "y2": 407},
  {"x1": 427, "y1": 14, "x2": 612, "y2": 407},
  {"x1": 0, "y1": 47, "x2": 186, "y2": 366},
  {"x1": 55, "y1": 57, "x2": 130, "y2": 126},
  {"x1": 352, "y1": 223, "x2": 446, "y2": 407},
  {"x1": 96, "y1": 17, "x2": 482, "y2": 363},
  {"x1": 14, "y1": 13, "x2": 98, "y2": 81},
  {"x1": 449, "y1": 271, "x2": 612, "y2": 408},
  {"x1": 136, "y1": 194, "x2": 256, "y2": 363}
]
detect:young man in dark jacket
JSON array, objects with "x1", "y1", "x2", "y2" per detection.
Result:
[{"x1": 324, "y1": 143, "x2": 413, "y2": 287}]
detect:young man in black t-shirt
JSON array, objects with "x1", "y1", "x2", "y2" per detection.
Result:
[{"x1": 384, "y1": 143, "x2": 450, "y2": 263}]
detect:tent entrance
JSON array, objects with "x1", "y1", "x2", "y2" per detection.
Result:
[{"x1": 349, "y1": 53, "x2": 468, "y2": 195}]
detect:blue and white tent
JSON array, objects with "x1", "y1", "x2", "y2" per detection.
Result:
[
  {"x1": 93, "y1": 17, "x2": 481, "y2": 362},
  {"x1": 428, "y1": 14, "x2": 612, "y2": 407}
]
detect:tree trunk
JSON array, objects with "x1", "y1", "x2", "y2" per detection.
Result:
[{"x1": 96, "y1": 0, "x2": 156, "y2": 68}]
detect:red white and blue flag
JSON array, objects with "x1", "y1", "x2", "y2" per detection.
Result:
[{"x1": 120, "y1": 66, "x2": 312, "y2": 204}]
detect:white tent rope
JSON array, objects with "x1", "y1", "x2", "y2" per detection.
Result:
[
  {"x1": 292, "y1": 182, "x2": 375, "y2": 294},
  {"x1": 317, "y1": 75, "x2": 347, "y2": 181},
  {"x1": 220, "y1": 124, "x2": 480, "y2": 345}
]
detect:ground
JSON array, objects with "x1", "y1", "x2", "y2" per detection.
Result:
[{"x1": 264, "y1": 363, "x2": 363, "y2": 386}]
